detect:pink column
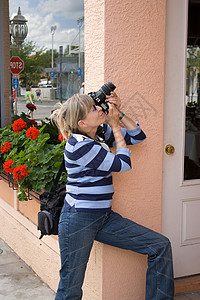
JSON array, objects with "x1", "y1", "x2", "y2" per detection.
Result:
[{"x1": 84, "y1": 0, "x2": 166, "y2": 298}]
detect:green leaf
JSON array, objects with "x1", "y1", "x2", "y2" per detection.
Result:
[{"x1": 17, "y1": 190, "x2": 28, "y2": 201}]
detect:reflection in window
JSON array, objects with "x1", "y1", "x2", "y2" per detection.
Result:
[{"x1": 184, "y1": 0, "x2": 200, "y2": 180}]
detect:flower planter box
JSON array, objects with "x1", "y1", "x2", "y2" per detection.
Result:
[
  {"x1": 0, "y1": 178, "x2": 16, "y2": 207},
  {"x1": 18, "y1": 197, "x2": 40, "y2": 226},
  {"x1": 0, "y1": 173, "x2": 40, "y2": 224}
]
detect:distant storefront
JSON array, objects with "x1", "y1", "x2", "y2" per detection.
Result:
[{"x1": 44, "y1": 52, "x2": 84, "y2": 100}]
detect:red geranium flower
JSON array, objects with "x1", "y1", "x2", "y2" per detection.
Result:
[
  {"x1": 1, "y1": 142, "x2": 12, "y2": 153},
  {"x1": 26, "y1": 127, "x2": 40, "y2": 139},
  {"x1": 58, "y1": 133, "x2": 71, "y2": 141},
  {"x1": 3, "y1": 159, "x2": 14, "y2": 173},
  {"x1": 58, "y1": 133, "x2": 64, "y2": 141},
  {"x1": 12, "y1": 118, "x2": 27, "y2": 133},
  {"x1": 28, "y1": 119, "x2": 37, "y2": 126},
  {"x1": 26, "y1": 103, "x2": 37, "y2": 111},
  {"x1": 13, "y1": 165, "x2": 29, "y2": 180}
]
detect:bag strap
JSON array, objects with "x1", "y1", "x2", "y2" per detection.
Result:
[{"x1": 50, "y1": 159, "x2": 65, "y2": 193}]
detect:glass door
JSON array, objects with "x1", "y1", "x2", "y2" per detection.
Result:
[{"x1": 184, "y1": 0, "x2": 200, "y2": 180}]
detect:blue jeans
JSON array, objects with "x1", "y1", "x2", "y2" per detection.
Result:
[{"x1": 55, "y1": 205, "x2": 174, "y2": 300}]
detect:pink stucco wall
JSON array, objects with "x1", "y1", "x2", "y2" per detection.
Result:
[
  {"x1": 104, "y1": 0, "x2": 166, "y2": 228},
  {"x1": 85, "y1": 0, "x2": 166, "y2": 298}
]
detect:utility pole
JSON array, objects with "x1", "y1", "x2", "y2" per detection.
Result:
[
  {"x1": 59, "y1": 46, "x2": 63, "y2": 103},
  {"x1": 77, "y1": 17, "x2": 84, "y2": 69},
  {"x1": 51, "y1": 26, "x2": 56, "y2": 69}
]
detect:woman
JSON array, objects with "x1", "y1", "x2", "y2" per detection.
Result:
[
  {"x1": 53, "y1": 92, "x2": 174, "y2": 300},
  {"x1": 25, "y1": 86, "x2": 36, "y2": 119}
]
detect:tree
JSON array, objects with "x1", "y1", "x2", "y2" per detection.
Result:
[
  {"x1": 187, "y1": 46, "x2": 200, "y2": 102},
  {"x1": 11, "y1": 41, "x2": 58, "y2": 87}
]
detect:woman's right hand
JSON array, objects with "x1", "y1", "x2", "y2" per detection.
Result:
[{"x1": 105, "y1": 103, "x2": 121, "y2": 130}]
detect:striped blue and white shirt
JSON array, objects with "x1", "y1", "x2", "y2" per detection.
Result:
[{"x1": 64, "y1": 123, "x2": 146, "y2": 212}]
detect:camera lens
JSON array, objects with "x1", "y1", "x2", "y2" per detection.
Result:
[{"x1": 100, "y1": 82, "x2": 116, "y2": 96}]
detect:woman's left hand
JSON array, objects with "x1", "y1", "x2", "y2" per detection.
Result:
[{"x1": 106, "y1": 92, "x2": 121, "y2": 110}]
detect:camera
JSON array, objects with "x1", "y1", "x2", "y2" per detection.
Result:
[{"x1": 88, "y1": 81, "x2": 116, "y2": 114}]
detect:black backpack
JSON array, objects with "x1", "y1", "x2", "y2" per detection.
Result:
[{"x1": 38, "y1": 160, "x2": 66, "y2": 239}]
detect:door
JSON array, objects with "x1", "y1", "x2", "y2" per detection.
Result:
[{"x1": 163, "y1": 0, "x2": 200, "y2": 278}]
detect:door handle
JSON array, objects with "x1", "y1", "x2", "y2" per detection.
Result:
[{"x1": 165, "y1": 144, "x2": 175, "y2": 155}]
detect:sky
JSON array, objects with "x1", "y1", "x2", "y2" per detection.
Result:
[{"x1": 9, "y1": 0, "x2": 84, "y2": 52}]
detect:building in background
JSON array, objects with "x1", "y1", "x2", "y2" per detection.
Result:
[{"x1": 44, "y1": 52, "x2": 84, "y2": 100}]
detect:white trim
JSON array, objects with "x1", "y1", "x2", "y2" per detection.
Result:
[
  {"x1": 180, "y1": 0, "x2": 189, "y2": 185},
  {"x1": 181, "y1": 179, "x2": 200, "y2": 187}
]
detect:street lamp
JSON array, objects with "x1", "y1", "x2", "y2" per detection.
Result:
[
  {"x1": 10, "y1": 7, "x2": 28, "y2": 118},
  {"x1": 10, "y1": 7, "x2": 28, "y2": 47},
  {"x1": 51, "y1": 26, "x2": 56, "y2": 69}
]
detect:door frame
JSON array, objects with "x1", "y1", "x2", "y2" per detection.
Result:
[{"x1": 162, "y1": 0, "x2": 195, "y2": 277}]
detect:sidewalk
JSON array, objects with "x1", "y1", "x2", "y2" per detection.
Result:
[{"x1": 0, "y1": 238, "x2": 55, "y2": 300}]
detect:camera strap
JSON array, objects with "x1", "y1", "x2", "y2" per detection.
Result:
[{"x1": 50, "y1": 159, "x2": 65, "y2": 193}]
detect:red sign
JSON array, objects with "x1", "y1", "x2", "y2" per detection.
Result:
[{"x1": 10, "y1": 56, "x2": 24, "y2": 74}]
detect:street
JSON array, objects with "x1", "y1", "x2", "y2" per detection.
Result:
[{"x1": 15, "y1": 98, "x2": 62, "y2": 121}]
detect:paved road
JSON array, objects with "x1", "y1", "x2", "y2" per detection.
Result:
[{"x1": 15, "y1": 99, "x2": 62, "y2": 121}]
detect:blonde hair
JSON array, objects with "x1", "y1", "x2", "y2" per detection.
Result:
[{"x1": 51, "y1": 94, "x2": 94, "y2": 138}]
